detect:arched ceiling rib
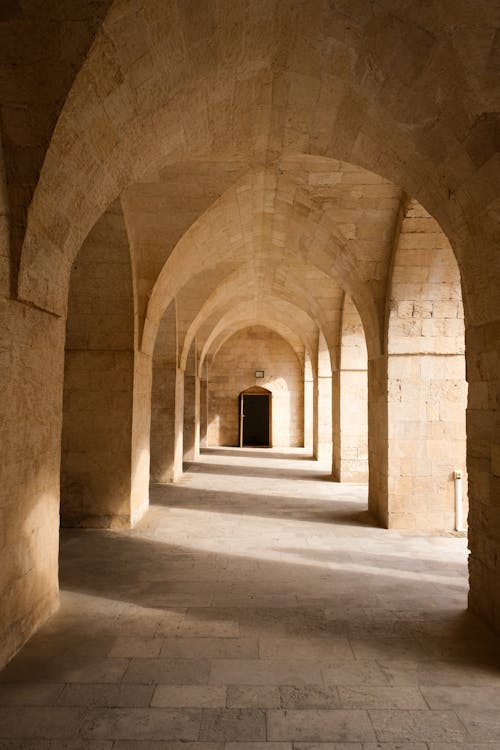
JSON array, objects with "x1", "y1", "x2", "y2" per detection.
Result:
[
  {"x1": 142, "y1": 167, "x2": 385, "y2": 360},
  {"x1": 13, "y1": 0, "x2": 500, "y2": 328},
  {"x1": 194, "y1": 296, "x2": 321, "y2": 377}
]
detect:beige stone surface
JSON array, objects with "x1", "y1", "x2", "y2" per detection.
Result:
[
  {"x1": 1, "y1": 449, "x2": 498, "y2": 746},
  {"x1": 0, "y1": 0, "x2": 499, "y2": 680}
]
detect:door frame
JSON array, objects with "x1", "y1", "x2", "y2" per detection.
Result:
[{"x1": 239, "y1": 386, "x2": 272, "y2": 448}]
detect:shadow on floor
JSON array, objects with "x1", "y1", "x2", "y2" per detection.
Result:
[
  {"x1": 184, "y1": 460, "x2": 339, "y2": 482},
  {"x1": 149, "y1": 483, "x2": 373, "y2": 527},
  {"x1": 200, "y1": 447, "x2": 313, "y2": 461},
  {"x1": 42, "y1": 530, "x2": 500, "y2": 673}
]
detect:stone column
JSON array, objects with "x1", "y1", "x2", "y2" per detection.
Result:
[
  {"x1": 200, "y1": 364, "x2": 208, "y2": 448},
  {"x1": 150, "y1": 300, "x2": 179, "y2": 484},
  {"x1": 183, "y1": 343, "x2": 198, "y2": 462},
  {"x1": 333, "y1": 296, "x2": 368, "y2": 482},
  {"x1": 304, "y1": 358, "x2": 314, "y2": 453}
]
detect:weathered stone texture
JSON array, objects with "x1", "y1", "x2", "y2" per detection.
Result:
[{"x1": 0, "y1": 298, "x2": 64, "y2": 668}]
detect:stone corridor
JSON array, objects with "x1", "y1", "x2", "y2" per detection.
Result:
[{"x1": 1, "y1": 448, "x2": 500, "y2": 747}]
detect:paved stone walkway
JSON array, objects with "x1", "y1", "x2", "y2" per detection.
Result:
[{"x1": 1, "y1": 447, "x2": 500, "y2": 748}]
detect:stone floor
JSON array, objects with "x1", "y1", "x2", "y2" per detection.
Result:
[{"x1": 1, "y1": 447, "x2": 500, "y2": 749}]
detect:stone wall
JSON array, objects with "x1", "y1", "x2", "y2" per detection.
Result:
[
  {"x1": 208, "y1": 326, "x2": 304, "y2": 447},
  {"x1": 0, "y1": 299, "x2": 64, "y2": 668}
]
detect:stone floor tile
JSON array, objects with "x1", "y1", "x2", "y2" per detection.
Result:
[
  {"x1": 43, "y1": 658, "x2": 129, "y2": 684},
  {"x1": 169, "y1": 616, "x2": 240, "y2": 639},
  {"x1": 80, "y1": 708, "x2": 201, "y2": 740},
  {"x1": 259, "y1": 638, "x2": 353, "y2": 661},
  {"x1": 0, "y1": 683, "x2": 64, "y2": 706},
  {"x1": 160, "y1": 637, "x2": 258, "y2": 659},
  {"x1": 382, "y1": 661, "x2": 500, "y2": 687},
  {"x1": 349, "y1": 639, "x2": 430, "y2": 663},
  {"x1": 338, "y1": 686, "x2": 426, "y2": 709},
  {"x1": 122, "y1": 658, "x2": 210, "y2": 685},
  {"x1": 57, "y1": 684, "x2": 154, "y2": 707},
  {"x1": 151, "y1": 685, "x2": 226, "y2": 708},
  {"x1": 50, "y1": 742, "x2": 113, "y2": 749},
  {"x1": 209, "y1": 660, "x2": 323, "y2": 686},
  {"x1": 199, "y1": 709, "x2": 266, "y2": 741},
  {"x1": 421, "y1": 685, "x2": 500, "y2": 710},
  {"x1": 2, "y1": 448, "x2": 500, "y2": 746},
  {"x1": 108, "y1": 638, "x2": 163, "y2": 658},
  {"x1": 368, "y1": 709, "x2": 467, "y2": 743},
  {"x1": 457, "y1": 710, "x2": 500, "y2": 740},
  {"x1": 112, "y1": 743, "x2": 223, "y2": 750},
  {"x1": 280, "y1": 686, "x2": 341, "y2": 709},
  {"x1": 266, "y1": 709, "x2": 376, "y2": 742},
  {"x1": 428, "y1": 743, "x2": 500, "y2": 749},
  {"x1": 225, "y1": 744, "x2": 291, "y2": 750},
  {"x1": 226, "y1": 686, "x2": 281, "y2": 708},
  {"x1": 322, "y1": 662, "x2": 389, "y2": 687},
  {"x1": 0, "y1": 707, "x2": 84, "y2": 738}
]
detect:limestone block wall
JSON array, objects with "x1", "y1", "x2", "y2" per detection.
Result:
[
  {"x1": 208, "y1": 326, "x2": 304, "y2": 447},
  {"x1": 0, "y1": 299, "x2": 64, "y2": 668},
  {"x1": 61, "y1": 205, "x2": 135, "y2": 528}
]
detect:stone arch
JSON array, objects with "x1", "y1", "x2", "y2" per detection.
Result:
[
  {"x1": 143, "y1": 169, "x2": 379, "y2": 361},
  {"x1": 16, "y1": 0, "x2": 497, "y2": 328},
  {"x1": 191, "y1": 295, "x2": 318, "y2": 377}
]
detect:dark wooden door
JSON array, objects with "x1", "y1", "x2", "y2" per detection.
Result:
[{"x1": 242, "y1": 394, "x2": 270, "y2": 446}]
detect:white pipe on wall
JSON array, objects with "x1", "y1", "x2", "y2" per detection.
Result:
[{"x1": 454, "y1": 470, "x2": 464, "y2": 532}]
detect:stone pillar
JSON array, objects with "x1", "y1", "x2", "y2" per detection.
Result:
[
  {"x1": 183, "y1": 343, "x2": 198, "y2": 462},
  {"x1": 304, "y1": 356, "x2": 314, "y2": 453},
  {"x1": 131, "y1": 350, "x2": 152, "y2": 525},
  {"x1": 200, "y1": 365, "x2": 208, "y2": 448},
  {"x1": 312, "y1": 371, "x2": 319, "y2": 458},
  {"x1": 333, "y1": 296, "x2": 368, "y2": 482},
  {"x1": 467, "y1": 320, "x2": 500, "y2": 631},
  {"x1": 316, "y1": 332, "x2": 332, "y2": 463},
  {"x1": 369, "y1": 200, "x2": 467, "y2": 530},
  {"x1": 151, "y1": 358, "x2": 178, "y2": 483}
]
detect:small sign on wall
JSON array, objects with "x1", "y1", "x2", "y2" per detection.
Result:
[{"x1": 255, "y1": 370, "x2": 265, "y2": 378}]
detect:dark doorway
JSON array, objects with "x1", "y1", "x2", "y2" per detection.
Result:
[{"x1": 240, "y1": 388, "x2": 272, "y2": 447}]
